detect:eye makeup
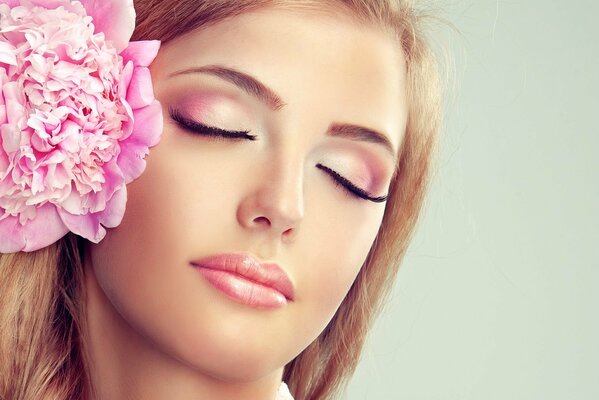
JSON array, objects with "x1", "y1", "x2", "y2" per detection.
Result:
[
  {"x1": 314, "y1": 140, "x2": 393, "y2": 198},
  {"x1": 169, "y1": 106, "x2": 257, "y2": 141},
  {"x1": 167, "y1": 89, "x2": 391, "y2": 204},
  {"x1": 316, "y1": 164, "x2": 388, "y2": 203},
  {"x1": 169, "y1": 88, "x2": 256, "y2": 134}
]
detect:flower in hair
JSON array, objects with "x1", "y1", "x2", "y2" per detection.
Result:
[{"x1": 0, "y1": 0, "x2": 162, "y2": 253}]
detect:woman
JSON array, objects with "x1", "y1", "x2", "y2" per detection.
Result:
[{"x1": 0, "y1": 0, "x2": 442, "y2": 399}]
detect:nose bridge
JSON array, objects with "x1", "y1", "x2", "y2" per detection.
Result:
[
  {"x1": 262, "y1": 150, "x2": 305, "y2": 225},
  {"x1": 240, "y1": 147, "x2": 305, "y2": 236}
]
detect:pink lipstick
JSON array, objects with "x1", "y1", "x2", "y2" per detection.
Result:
[{"x1": 189, "y1": 253, "x2": 295, "y2": 309}]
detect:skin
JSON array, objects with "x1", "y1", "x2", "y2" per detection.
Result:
[{"x1": 84, "y1": 6, "x2": 408, "y2": 400}]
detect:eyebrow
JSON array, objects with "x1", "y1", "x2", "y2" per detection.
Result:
[
  {"x1": 169, "y1": 65, "x2": 285, "y2": 110},
  {"x1": 169, "y1": 65, "x2": 398, "y2": 161},
  {"x1": 327, "y1": 123, "x2": 397, "y2": 162}
]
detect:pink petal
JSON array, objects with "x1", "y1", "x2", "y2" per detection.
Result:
[
  {"x1": 79, "y1": 0, "x2": 135, "y2": 53},
  {"x1": 118, "y1": 61, "x2": 134, "y2": 100},
  {"x1": 58, "y1": 160, "x2": 126, "y2": 242},
  {"x1": 0, "y1": 149, "x2": 9, "y2": 174},
  {"x1": 58, "y1": 208, "x2": 105, "y2": 244},
  {"x1": 57, "y1": 188, "x2": 126, "y2": 244},
  {"x1": 0, "y1": 105, "x2": 6, "y2": 126},
  {"x1": 119, "y1": 97, "x2": 134, "y2": 141},
  {"x1": 0, "y1": 73, "x2": 5, "y2": 124},
  {"x1": 126, "y1": 67, "x2": 154, "y2": 109},
  {"x1": 99, "y1": 184, "x2": 126, "y2": 228},
  {"x1": 1, "y1": 124, "x2": 21, "y2": 153},
  {"x1": 117, "y1": 100, "x2": 163, "y2": 183},
  {"x1": 120, "y1": 40, "x2": 161, "y2": 68},
  {"x1": 134, "y1": 100, "x2": 163, "y2": 148},
  {"x1": 0, "y1": 204, "x2": 69, "y2": 253},
  {"x1": 0, "y1": 1, "x2": 19, "y2": 7},
  {"x1": 0, "y1": 41, "x2": 17, "y2": 66},
  {"x1": 0, "y1": 70, "x2": 6, "y2": 105},
  {"x1": 0, "y1": 216, "x2": 26, "y2": 253},
  {"x1": 60, "y1": 186, "x2": 83, "y2": 215},
  {"x1": 17, "y1": 0, "x2": 86, "y2": 16},
  {"x1": 3, "y1": 81, "x2": 26, "y2": 125},
  {"x1": 86, "y1": 159, "x2": 125, "y2": 214},
  {"x1": 25, "y1": 0, "x2": 74, "y2": 8}
]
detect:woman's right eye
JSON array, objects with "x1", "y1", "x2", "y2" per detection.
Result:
[{"x1": 169, "y1": 107, "x2": 257, "y2": 141}]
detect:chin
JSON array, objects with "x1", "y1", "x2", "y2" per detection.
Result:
[
  {"x1": 179, "y1": 344, "x2": 287, "y2": 382},
  {"x1": 161, "y1": 326, "x2": 292, "y2": 382}
]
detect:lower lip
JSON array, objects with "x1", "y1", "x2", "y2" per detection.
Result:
[{"x1": 196, "y1": 267, "x2": 288, "y2": 309}]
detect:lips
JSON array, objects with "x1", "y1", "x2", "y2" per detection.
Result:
[{"x1": 189, "y1": 252, "x2": 295, "y2": 309}]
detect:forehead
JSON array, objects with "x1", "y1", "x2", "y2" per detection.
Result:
[{"x1": 153, "y1": 7, "x2": 408, "y2": 150}]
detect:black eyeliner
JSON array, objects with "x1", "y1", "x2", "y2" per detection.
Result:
[
  {"x1": 316, "y1": 164, "x2": 387, "y2": 203},
  {"x1": 169, "y1": 107, "x2": 257, "y2": 141}
]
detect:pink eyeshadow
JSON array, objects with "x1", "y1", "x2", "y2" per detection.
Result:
[
  {"x1": 177, "y1": 94, "x2": 220, "y2": 120},
  {"x1": 327, "y1": 142, "x2": 392, "y2": 194},
  {"x1": 176, "y1": 91, "x2": 250, "y2": 125},
  {"x1": 349, "y1": 167, "x2": 374, "y2": 191}
]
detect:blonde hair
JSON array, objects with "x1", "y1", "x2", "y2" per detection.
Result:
[
  {"x1": 0, "y1": 1, "x2": 443, "y2": 399},
  {"x1": 0, "y1": 235, "x2": 88, "y2": 399}
]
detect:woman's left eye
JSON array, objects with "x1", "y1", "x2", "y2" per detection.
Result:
[
  {"x1": 316, "y1": 164, "x2": 387, "y2": 203},
  {"x1": 169, "y1": 107, "x2": 257, "y2": 141}
]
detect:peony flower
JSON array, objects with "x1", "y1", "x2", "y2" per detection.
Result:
[{"x1": 0, "y1": 0, "x2": 162, "y2": 253}]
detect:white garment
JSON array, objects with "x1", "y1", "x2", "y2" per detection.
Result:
[{"x1": 277, "y1": 382, "x2": 294, "y2": 400}]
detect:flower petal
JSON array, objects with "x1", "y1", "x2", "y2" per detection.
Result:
[
  {"x1": 117, "y1": 100, "x2": 163, "y2": 183},
  {"x1": 0, "y1": 203, "x2": 68, "y2": 253},
  {"x1": 0, "y1": 1, "x2": 19, "y2": 8},
  {"x1": 120, "y1": 40, "x2": 161, "y2": 68},
  {"x1": 58, "y1": 207, "x2": 106, "y2": 244},
  {"x1": 0, "y1": 41, "x2": 17, "y2": 66},
  {"x1": 24, "y1": 0, "x2": 73, "y2": 8},
  {"x1": 135, "y1": 100, "x2": 163, "y2": 148},
  {"x1": 99, "y1": 184, "x2": 126, "y2": 228},
  {"x1": 0, "y1": 215, "x2": 26, "y2": 253},
  {"x1": 78, "y1": 0, "x2": 135, "y2": 53},
  {"x1": 118, "y1": 60, "x2": 134, "y2": 101},
  {"x1": 126, "y1": 66, "x2": 154, "y2": 109}
]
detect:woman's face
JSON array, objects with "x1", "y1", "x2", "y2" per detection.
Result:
[{"x1": 86, "y1": 7, "x2": 407, "y2": 381}]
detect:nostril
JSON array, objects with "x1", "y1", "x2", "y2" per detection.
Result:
[
  {"x1": 253, "y1": 216, "x2": 271, "y2": 227},
  {"x1": 282, "y1": 227, "x2": 294, "y2": 237}
]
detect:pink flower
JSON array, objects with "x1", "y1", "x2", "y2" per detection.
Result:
[{"x1": 0, "y1": 0, "x2": 162, "y2": 253}]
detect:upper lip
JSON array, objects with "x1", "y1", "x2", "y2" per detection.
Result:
[{"x1": 189, "y1": 252, "x2": 295, "y2": 301}]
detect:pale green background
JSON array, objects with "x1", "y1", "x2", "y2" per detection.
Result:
[{"x1": 347, "y1": 1, "x2": 599, "y2": 399}]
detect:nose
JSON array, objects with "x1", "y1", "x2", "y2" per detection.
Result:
[{"x1": 236, "y1": 154, "x2": 305, "y2": 240}]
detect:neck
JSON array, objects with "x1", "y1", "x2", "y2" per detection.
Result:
[{"x1": 83, "y1": 260, "x2": 283, "y2": 400}]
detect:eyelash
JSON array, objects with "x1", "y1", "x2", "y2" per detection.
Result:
[
  {"x1": 315, "y1": 164, "x2": 388, "y2": 203},
  {"x1": 169, "y1": 107, "x2": 387, "y2": 203},
  {"x1": 170, "y1": 107, "x2": 258, "y2": 141}
]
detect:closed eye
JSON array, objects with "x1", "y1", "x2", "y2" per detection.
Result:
[
  {"x1": 169, "y1": 107, "x2": 257, "y2": 141},
  {"x1": 316, "y1": 164, "x2": 387, "y2": 203}
]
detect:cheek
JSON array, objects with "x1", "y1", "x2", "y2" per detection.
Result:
[
  {"x1": 294, "y1": 196, "x2": 385, "y2": 333},
  {"x1": 84, "y1": 141, "x2": 222, "y2": 330},
  {"x1": 111, "y1": 130, "x2": 241, "y2": 256}
]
